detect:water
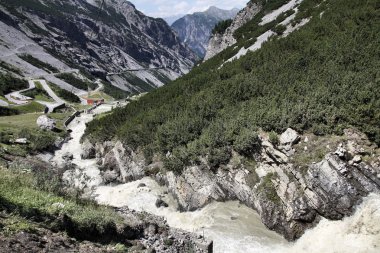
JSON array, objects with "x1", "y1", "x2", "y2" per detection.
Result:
[
  {"x1": 94, "y1": 179, "x2": 380, "y2": 253},
  {"x1": 54, "y1": 104, "x2": 380, "y2": 253}
]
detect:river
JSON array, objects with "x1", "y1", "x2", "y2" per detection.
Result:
[{"x1": 53, "y1": 104, "x2": 380, "y2": 253}]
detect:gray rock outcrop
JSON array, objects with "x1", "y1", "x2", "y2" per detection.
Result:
[
  {"x1": 80, "y1": 139, "x2": 96, "y2": 159},
  {"x1": 204, "y1": 2, "x2": 262, "y2": 60},
  {"x1": 97, "y1": 141, "x2": 145, "y2": 183},
  {"x1": 80, "y1": 128, "x2": 380, "y2": 241},
  {"x1": 37, "y1": 115, "x2": 56, "y2": 130}
]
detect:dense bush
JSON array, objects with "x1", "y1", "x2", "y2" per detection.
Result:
[
  {"x1": 18, "y1": 54, "x2": 58, "y2": 73},
  {"x1": 102, "y1": 81, "x2": 130, "y2": 99},
  {"x1": 56, "y1": 73, "x2": 97, "y2": 91},
  {"x1": 85, "y1": 0, "x2": 380, "y2": 174},
  {"x1": 0, "y1": 74, "x2": 27, "y2": 96},
  {"x1": 212, "y1": 19, "x2": 233, "y2": 35},
  {"x1": 48, "y1": 82, "x2": 81, "y2": 103}
]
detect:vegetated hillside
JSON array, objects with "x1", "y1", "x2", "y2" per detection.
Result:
[
  {"x1": 171, "y1": 6, "x2": 239, "y2": 58},
  {"x1": 0, "y1": 0, "x2": 198, "y2": 95},
  {"x1": 85, "y1": 0, "x2": 380, "y2": 172}
]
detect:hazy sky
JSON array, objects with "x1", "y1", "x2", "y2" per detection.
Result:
[{"x1": 128, "y1": 0, "x2": 248, "y2": 18}]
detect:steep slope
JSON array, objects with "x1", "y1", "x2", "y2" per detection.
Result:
[
  {"x1": 204, "y1": 2, "x2": 262, "y2": 60},
  {"x1": 172, "y1": 6, "x2": 239, "y2": 58},
  {"x1": 0, "y1": 0, "x2": 198, "y2": 95},
  {"x1": 85, "y1": 0, "x2": 380, "y2": 240}
]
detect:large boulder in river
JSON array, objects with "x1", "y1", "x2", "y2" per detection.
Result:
[
  {"x1": 81, "y1": 139, "x2": 96, "y2": 159},
  {"x1": 37, "y1": 115, "x2": 56, "y2": 130}
]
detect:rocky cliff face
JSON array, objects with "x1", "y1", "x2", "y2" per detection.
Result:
[
  {"x1": 172, "y1": 7, "x2": 239, "y2": 58},
  {"x1": 204, "y1": 2, "x2": 262, "y2": 60},
  {"x1": 82, "y1": 128, "x2": 380, "y2": 240},
  {"x1": 0, "y1": 0, "x2": 198, "y2": 93}
]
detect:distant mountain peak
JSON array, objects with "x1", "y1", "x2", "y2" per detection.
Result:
[{"x1": 171, "y1": 7, "x2": 240, "y2": 58}]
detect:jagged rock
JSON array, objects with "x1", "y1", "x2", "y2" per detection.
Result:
[
  {"x1": 62, "y1": 152, "x2": 73, "y2": 161},
  {"x1": 37, "y1": 115, "x2": 56, "y2": 130},
  {"x1": 334, "y1": 143, "x2": 347, "y2": 159},
  {"x1": 100, "y1": 141, "x2": 145, "y2": 183},
  {"x1": 204, "y1": 2, "x2": 262, "y2": 60},
  {"x1": 0, "y1": 0, "x2": 198, "y2": 91},
  {"x1": 81, "y1": 139, "x2": 96, "y2": 159},
  {"x1": 171, "y1": 6, "x2": 239, "y2": 58},
  {"x1": 280, "y1": 128, "x2": 300, "y2": 146},
  {"x1": 155, "y1": 199, "x2": 169, "y2": 208},
  {"x1": 353, "y1": 155, "x2": 362, "y2": 164},
  {"x1": 90, "y1": 130, "x2": 380, "y2": 241}
]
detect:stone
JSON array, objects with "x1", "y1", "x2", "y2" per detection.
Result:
[
  {"x1": 37, "y1": 115, "x2": 56, "y2": 130},
  {"x1": 14, "y1": 138, "x2": 28, "y2": 144},
  {"x1": 279, "y1": 128, "x2": 300, "y2": 146},
  {"x1": 335, "y1": 144, "x2": 347, "y2": 159},
  {"x1": 353, "y1": 155, "x2": 362, "y2": 164},
  {"x1": 81, "y1": 139, "x2": 96, "y2": 159},
  {"x1": 138, "y1": 183, "x2": 146, "y2": 188},
  {"x1": 62, "y1": 152, "x2": 73, "y2": 161},
  {"x1": 155, "y1": 198, "x2": 169, "y2": 208}
]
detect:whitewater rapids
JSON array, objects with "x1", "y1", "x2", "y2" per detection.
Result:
[
  {"x1": 54, "y1": 103, "x2": 380, "y2": 253},
  {"x1": 94, "y1": 178, "x2": 380, "y2": 253}
]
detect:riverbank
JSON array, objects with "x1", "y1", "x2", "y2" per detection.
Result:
[{"x1": 55, "y1": 103, "x2": 380, "y2": 252}]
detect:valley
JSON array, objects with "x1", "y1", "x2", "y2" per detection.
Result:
[{"x1": 0, "y1": 0, "x2": 379, "y2": 252}]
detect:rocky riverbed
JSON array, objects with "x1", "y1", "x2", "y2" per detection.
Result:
[{"x1": 55, "y1": 104, "x2": 380, "y2": 252}]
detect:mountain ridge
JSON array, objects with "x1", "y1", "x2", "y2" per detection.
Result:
[
  {"x1": 171, "y1": 6, "x2": 239, "y2": 58},
  {"x1": 0, "y1": 0, "x2": 198, "y2": 95}
]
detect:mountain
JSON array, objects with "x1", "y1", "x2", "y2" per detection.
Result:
[
  {"x1": 171, "y1": 6, "x2": 239, "y2": 58},
  {"x1": 164, "y1": 14, "x2": 185, "y2": 25},
  {"x1": 85, "y1": 0, "x2": 380, "y2": 241},
  {"x1": 0, "y1": 0, "x2": 198, "y2": 95},
  {"x1": 204, "y1": 2, "x2": 262, "y2": 60}
]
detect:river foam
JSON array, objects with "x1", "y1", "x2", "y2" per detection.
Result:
[
  {"x1": 94, "y1": 178, "x2": 380, "y2": 253},
  {"x1": 55, "y1": 104, "x2": 380, "y2": 253}
]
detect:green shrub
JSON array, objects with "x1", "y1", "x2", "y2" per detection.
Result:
[
  {"x1": 233, "y1": 128, "x2": 261, "y2": 156},
  {"x1": 212, "y1": 19, "x2": 233, "y2": 34},
  {"x1": 48, "y1": 82, "x2": 81, "y2": 103},
  {"x1": 268, "y1": 131, "x2": 279, "y2": 145},
  {"x1": 56, "y1": 73, "x2": 97, "y2": 90},
  {"x1": 18, "y1": 54, "x2": 58, "y2": 73}
]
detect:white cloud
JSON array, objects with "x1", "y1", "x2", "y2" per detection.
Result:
[{"x1": 129, "y1": 0, "x2": 248, "y2": 18}]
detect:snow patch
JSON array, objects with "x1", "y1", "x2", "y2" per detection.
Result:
[
  {"x1": 224, "y1": 30, "x2": 275, "y2": 64},
  {"x1": 260, "y1": 0, "x2": 303, "y2": 25}
]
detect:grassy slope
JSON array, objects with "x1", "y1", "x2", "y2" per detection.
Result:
[{"x1": 85, "y1": 0, "x2": 379, "y2": 172}]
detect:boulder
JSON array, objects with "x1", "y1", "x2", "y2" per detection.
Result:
[
  {"x1": 155, "y1": 198, "x2": 169, "y2": 208},
  {"x1": 81, "y1": 139, "x2": 96, "y2": 159},
  {"x1": 14, "y1": 138, "x2": 28, "y2": 144},
  {"x1": 62, "y1": 152, "x2": 73, "y2": 161},
  {"x1": 279, "y1": 128, "x2": 300, "y2": 146},
  {"x1": 37, "y1": 115, "x2": 56, "y2": 130}
]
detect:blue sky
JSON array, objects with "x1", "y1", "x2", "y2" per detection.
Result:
[{"x1": 128, "y1": 0, "x2": 248, "y2": 18}]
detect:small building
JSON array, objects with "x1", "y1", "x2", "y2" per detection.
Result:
[{"x1": 85, "y1": 97, "x2": 104, "y2": 105}]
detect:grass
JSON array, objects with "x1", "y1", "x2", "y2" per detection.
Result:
[
  {"x1": 22, "y1": 81, "x2": 54, "y2": 103},
  {"x1": 0, "y1": 113, "x2": 42, "y2": 129},
  {"x1": 48, "y1": 82, "x2": 81, "y2": 104},
  {"x1": 0, "y1": 215, "x2": 37, "y2": 236},
  {"x1": 13, "y1": 102, "x2": 45, "y2": 114},
  {"x1": 291, "y1": 134, "x2": 347, "y2": 174},
  {"x1": 0, "y1": 168, "x2": 124, "y2": 237},
  {"x1": 86, "y1": 91, "x2": 113, "y2": 102}
]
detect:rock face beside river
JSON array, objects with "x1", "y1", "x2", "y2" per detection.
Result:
[{"x1": 85, "y1": 128, "x2": 380, "y2": 240}]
